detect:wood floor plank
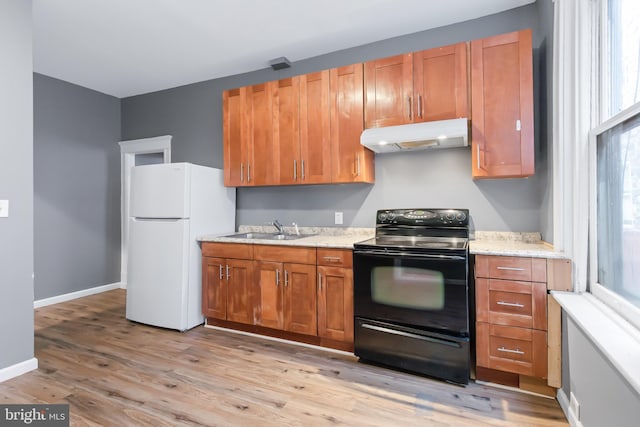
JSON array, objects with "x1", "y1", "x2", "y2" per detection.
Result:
[{"x1": 0, "y1": 290, "x2": 567, "y2": 426}]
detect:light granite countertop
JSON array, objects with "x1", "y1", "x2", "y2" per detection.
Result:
[
  {"x1": 469, "y1": 231, "x2": 567, "y2": 259},
  {"x1": 200, "y1": 226, "x2": 568, "y2": 258},
  {"x1": 198, "y1": 226, "x2": 374, "y2": 249}
]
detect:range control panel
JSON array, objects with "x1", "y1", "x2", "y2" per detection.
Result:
[{"x1": 376, "y1": 209, "x2": 469, "y2": 226}]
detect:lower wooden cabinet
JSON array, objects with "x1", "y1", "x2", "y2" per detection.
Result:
[
  {"x1": 474, "y1": 254, "x2": 571, "y2": 392},
  {"x1": 254, "y1": 260, "x2": 283, "y2": 329},
  {"x1": 226, "y1": 259, "x2": 254, "y2": 324},
  {"x1": 476, "y1": 323, "x2": 547, "y2": 378},
  {"x1": 202, "y1": 243, "x2": 354, "y2": 351},
  {"x1": 317, "y1": 265, "x2": 353, "y2": 342},
  {"x1": 202, "y1": 257, "x2": 227, "y2": 320},
  {"x1": 201, "y1": 243, "x2": 254, "y2": 325},
  {"x1": 283, "y1": 263, "x2": 317, "y2": 335}
]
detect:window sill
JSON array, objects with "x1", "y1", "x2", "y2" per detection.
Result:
[{"x1": 551, "y1": 291, "x2": 640, "y2": 395}]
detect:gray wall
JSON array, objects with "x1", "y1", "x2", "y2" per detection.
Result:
[
  {"x1": 0, "y1": 0, "x2": 34, "y2": 369},
  {"x1": 34, "y1": 74, "x2": 121, "y2": 300},
  {"x1": 122, "y1": 4, "x2": 550, "y2": 237},
  {"x1": 564, "y1": 317, "x2": 640, "y2": 426}
]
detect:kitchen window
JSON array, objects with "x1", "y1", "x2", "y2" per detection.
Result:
[{"x1": 589, "y1": 0, "x2": 640, "y2": 330}]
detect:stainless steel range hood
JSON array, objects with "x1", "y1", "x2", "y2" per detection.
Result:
[{"x1": 360, "y1": 118, "x2": 469, "y2": 153}]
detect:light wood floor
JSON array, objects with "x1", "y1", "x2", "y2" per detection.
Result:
[{"x1": 0, "y1": 290, "x2": 568, "y2": 426}]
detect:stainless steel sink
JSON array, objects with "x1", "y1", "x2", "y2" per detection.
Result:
[{"x1": 223, "y1": 232, "x2": 312, "y2": 241}]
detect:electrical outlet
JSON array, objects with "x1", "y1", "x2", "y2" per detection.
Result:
[
  {"x1": 569, "y1": 392, "x2": 581, "y2": 420},
  {"x1": 334, "y1": 211, "x2": 343, "y2": 225},
  {"x1": 0, "y1": 200, "x2": 8, "y2": 218}
]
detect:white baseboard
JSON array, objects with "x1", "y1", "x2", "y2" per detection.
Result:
[
  {"x1": 34, "y1": 282, "x2": 123, "y2": 308},
  {"x1": 0, "y1": 358, "x2": 38, "y2": 383},
  {"x1": 557, "y1": 389, "x2": 583, "y2": 427},
  {"x1": 120, "y1": 282, "x2": 127, "y2": 290}
]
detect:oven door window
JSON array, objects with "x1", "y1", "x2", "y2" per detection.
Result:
[
  {"x1": 371, "y1": 266, "x2": 444, "y2": 310},
  {"x1": 353, "y1": 250, "x2": 468, "y2": 335}
]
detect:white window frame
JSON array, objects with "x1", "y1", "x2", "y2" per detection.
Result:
[
  {"x1": 588, "y1": 0, "x2": 640, "y2": 331},
  {"x1": 589, "y1": 103, "x2": 640, "y2": 331}
]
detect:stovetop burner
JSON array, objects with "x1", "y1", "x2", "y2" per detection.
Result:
[
  {"x1": 355, "y1": 236, "x2": 468, "y2": 251},
  {"x1": 354, "y1": 208, "x2": 470, "y2": 254}
]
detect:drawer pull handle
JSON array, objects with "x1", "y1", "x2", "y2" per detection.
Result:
[
  {"x1": 219, "y1": 265, "x2": 224, "y2": 280},
  {"x1": 497, "y1": 346, "x2": 525, "y2": 355},
  {"x1": 496, "y1": 266, "x2": 525, "y2": 271},
  {"x1": 323, "y1": 256, "x2": 342, "y2": 262},
  {"x1": 497, "y1": 301, "x2": 525, "y2": 308}
]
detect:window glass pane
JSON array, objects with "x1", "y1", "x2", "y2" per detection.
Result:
[
  {"x1": 597, "y1": 113, "x2": 640, "y2": 309},
  {"x1": 607, "y1": 0, "x2": 640, "y2": 117}
]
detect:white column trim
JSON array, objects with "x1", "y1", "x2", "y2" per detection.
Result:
[{"x1": 118, "y1": 135, "x2": 172, "y2": 287}]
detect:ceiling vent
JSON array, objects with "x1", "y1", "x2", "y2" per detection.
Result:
[{"x1": 269, "y1": 57, "x2": 291, "y2": 70}]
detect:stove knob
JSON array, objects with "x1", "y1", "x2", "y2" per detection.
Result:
[
  {"x1": 378, "y1": 212, "x2": 388, "y2": 221},
  {"x1": 446, "y1": 212, "x2": 455, "y2": 220},
  {"x1": 387, "y1": 212, "x2": 396, "y2": 221},
  {"x1": 455, "y1": 212, "x2": 466, "y2": 221}
]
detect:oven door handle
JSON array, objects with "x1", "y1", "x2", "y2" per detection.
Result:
[
  {"x1": 360, "y1": 323, "x2": 462, "y2": 348},
  {"x1": 354, "y1": 249, "x2": 466, "y2": 261}
]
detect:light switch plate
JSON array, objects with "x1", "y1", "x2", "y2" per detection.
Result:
[
  {"x1": 0, "y1": 200, "x2": 8, "y2": 218},
  {"x1": 334, "y1": 211, "x2": 343, "y2": 225}
]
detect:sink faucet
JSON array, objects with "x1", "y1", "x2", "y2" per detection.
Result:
[{"x1": 272, "y1": 219, "x2": 284, "y2": 234}]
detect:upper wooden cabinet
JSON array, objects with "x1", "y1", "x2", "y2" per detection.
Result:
[
  {"x1": 245, "y1": 82, "x2": 275, "y2": 185},
  {"x1": 330, "y1": 64, "x2": 374, "y2": 184},
  {"x1": 364, "y1": 42, "x2": 469, "y2": 128},
  {"x1": 274, "y1": 72, "x2": 333, "y2": 185},
  {"x1": 299, "y1": 71, "x2": 333, "y2": 184},
  {"x1": 223, "y1": 64, "x2": 374, "y2": 187},
  {"x1": 471, "y1": 29, "x2": 534, "y2": 179},
  {"x1": 222, "y1": 87, "x2": 250, "y2": 187}
]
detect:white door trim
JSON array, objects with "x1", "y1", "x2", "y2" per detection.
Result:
[{"x1": 119, "y1": 135, "x2": 172, "y2": 288}]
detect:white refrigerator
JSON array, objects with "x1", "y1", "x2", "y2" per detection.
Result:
[{"x1": 125, "y1": 162, "x2": 235, "y2": 331}]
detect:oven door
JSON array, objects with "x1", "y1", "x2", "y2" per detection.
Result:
[{"x1": 353, "y1": 248, "x2": 469, "y2": 336}]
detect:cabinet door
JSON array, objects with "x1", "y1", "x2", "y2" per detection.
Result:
[
  {"x1": 364, "y1": 54, "x2": 413, "y2": 128},
  {"x1": 226, "y1": 259, "x2": 254, "y2": 324},
  {"x1": 202, "y1": 257, "x2": 227, "y2": 320},
  {"x1": 299, "y1": 70, "x2": 332, "y2": 184},
  {"x1": 330, "y1": 64, "x2": 374, "y2": 184},
  {"x1": 413, "y1": 42, "x2": 468, "y2": 122},
  {"x1": 245, "y1": 82, "x2": 275, "y2": 185},
  {"x1": 283, "y1": 263, "x2": 317, "y2": 335},
  {"x1": 317, "y1": 266, "x2": 353, "y2": 342},
  {"x1": 471, "y1": 29, "x2": 534, "y2": 178},
  {"x1": 273, "y1": 77, "x2": 300, "y2": 185},
  {"x1": 223, "y1": 87, "x2": 249, "y2": 186},
  {"x1": 254, "y1": 261, "x2": 284, "y2": 329}
]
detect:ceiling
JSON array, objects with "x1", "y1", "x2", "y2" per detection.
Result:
[{"x1": 33, "y1": 0, "x2": 535, "y2": 98}]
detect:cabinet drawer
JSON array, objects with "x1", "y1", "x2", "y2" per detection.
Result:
[
  {"x1": 253, "y1": 245, "x2": 316, "y2": 264},
  {"x1": 476, "y1": 323, "x2": 547, "y2": 378},
  {"x1": 476, "y1": 255, "x2": 546, "y2": 282},
  {"x1": 317, "y1": 248, "x2": 353, "y2": 268},
  {"x1": 202, "y1": 242, "x2": 253, "y2": 259},
  {"x1": 476, "y1": 278, "x2": 547, "y2": 330}
]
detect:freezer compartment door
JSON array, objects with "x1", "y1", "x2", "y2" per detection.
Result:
[
  {"x1": 130, "y1": 163, "x2": 190, "y2": 219},
  {"x1": 126, "y1": 218, "x2": 190, "y2": 330}
]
